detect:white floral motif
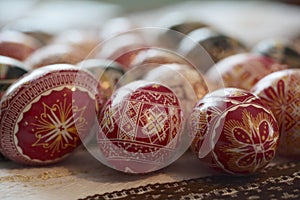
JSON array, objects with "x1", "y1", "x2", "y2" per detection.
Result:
[
  {"x1": 32, "y1": 94, "x2": 86, "y2": 156},
  {"x1": 223, "y1": 110, "x2": 278, "y2": 172}
]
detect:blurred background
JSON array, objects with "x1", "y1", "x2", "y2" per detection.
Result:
[{"x1": 1, "y1": 0, "x2": 300, "y2": 46}]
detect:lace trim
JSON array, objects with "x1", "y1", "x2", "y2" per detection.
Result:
[{"x1": 79, "y1": 162, "x2": 300, "y2": 200}]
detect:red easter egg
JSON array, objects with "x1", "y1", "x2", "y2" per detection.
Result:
[
  {"x1": 77, "y1": 58, "x2": 124, "y2": 113},
  {"x1": 96, "y1": 33, "x2": 147, "y2": 70},
  {"x1": 118, "y1": 48, "x2": 194, "y2": 87},
  {"x1": 0, "y1": 64, "x2": 99, "y2": 165},
  {"x1": 114, "y1": 47, "x2": 148, "y2": 70},
  {"x1": 144, "y1": 63, "x2": 209, "y2": 115},
  {"x1": 252, "y1": 69, "x2": 300, "y2": 157},
  {"x1": 25, "y1": 44, "x2": 85, "y2": 69},
  {"x1": 0, "y1": 30, "x2": 42, "y2": 61},
  {"x1": 252, "y1": 38, "x2": 300, "y2": 69},
  {"x1": 97, "y1": 81, "x2": 184, "y2": 174},
  {"x1": 206, "y1": 53, "x2": 287, "y2": 91},
  {"x1": 129, "y1": 48, "x2": 191, "y2": 68},
  {"x1": 52, "y1": 29, "x2": 100, "y2": 58},
  {"x1": 190, "y1": 88, "x2": 279, "y2": 175}
]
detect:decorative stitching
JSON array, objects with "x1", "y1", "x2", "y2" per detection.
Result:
[{"x1": 79, "y1": 161, "x2": 300, "y2": 200}]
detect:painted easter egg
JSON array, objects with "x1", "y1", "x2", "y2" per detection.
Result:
[
  {"x1": 25, "y1": 44, "x2": 85, "y2": 69},
  {"x1": 252, "y1": 38, "x2": 300, "y2": 68},
  {"x1": 252, "y1": 69, "x2": 300, "y2": 157},
  {"x1": 157, "y1": 13, "x2": 208, "y2": 49},
  {"x1": 0, "y1": 64, "x2": 99, "y2": 165},
  {"x1": 0, "y1": 30, "x2": 42, "y2": 61},
  {"x1": 206, "y1": 53, "x2": 287, "y2": 91},
  {"x1": 179, "y1": 28, "x2": 247, "y2": 72},
  {"x1": 144, "y1": 63, "x2": 209, "y2": 115},
  {"x1": 97, "y1": 81, "x2": 185, "y2": 174},
  {"x1": 77, "y1": 58, "x2": 125, "y2": 101},
  {"x1": 190, "y1": 88, "x2": 279, "y2": 174}
]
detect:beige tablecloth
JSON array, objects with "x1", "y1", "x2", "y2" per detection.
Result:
[{"x1": 0, "y1": 149, "x2": 218, "y2": 200}]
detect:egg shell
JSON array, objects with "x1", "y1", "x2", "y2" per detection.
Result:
[
  {"x1": 252, "y1": 69, "x2": 300, "y2": 157},
  {"x1": 52, "y1": 29, "x2": 100, "y2": 58},
  {"x1": 96, "y1": 33, "x2": 148, "y2": 70},
  {"x1": 159, "y1": 15, "x2": 208, "y2": 36},
  {"x1": 0, "y1": 30, "x2": 42, "y2": 61},
  {"x1": 97, "y1": 81, "x2": 184, "y2": 174},
  {"x1": 0, "y1": 64, "x2": 99, "y2": 165},
  {"x1": 77, "y1": 58, "x2": 125, "y2": 101},
  {"x1": 118, "y1": 48, "x2": 193, "y2": 87},
  {"x1": 3, "y1": 19, "x2": 54, "y2": 45},
  {"x1": 25, "y1": 44, "x2": 85, "y2": 69},
  {"x1": 129, "y1": 48, "x2": 190, "y2": 68},
  {"x1": 252, "y1": 39, "x2": 300, "y2": 68},
  {"x1": 206, "y1": 53, "x2": 287, "y2": 91},
  {"x1": 190, "y1": 88, "x2": 279, "y2": 175},
  {"x1": 157, "y1": 13, "x2": 208, "y2": 49},
  {"x1": 0, "y1": 55, "x2": 28, "y2": 99},
  {"x1": 114, "y1": 47, "x2": 148, "y2": 71},
  {"x1": 144, "y1": 63, "x2": 209, "y2": 115},
  {"x1": 179, "y1": 28, "x2": 247, "y2": 72}
]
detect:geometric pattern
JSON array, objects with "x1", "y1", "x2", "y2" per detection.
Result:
[
  {"x1": 253, "y1": 69, "x2": 300, "y2": 156},
  {"x1": 98, "y1": 82, "x2": 183, "y2": 173},
  {"x1": 208, "y1": 54, "x2": 287, "y2": 91},
  {"x1": 141, "y1": 104, "x2": 168, "y2": 144}
]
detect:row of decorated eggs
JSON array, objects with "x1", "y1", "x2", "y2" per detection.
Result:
[
  {"x1": 1, "y1": 16, "x2": 300, "y2": 175},
  {"x1": 1, "y1": 15, "x2": 300, "y2": 71},
  {"x1": 0, "y1": 60, "x2": 299, "y2": 176}
]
